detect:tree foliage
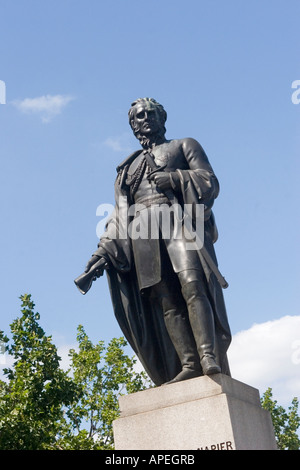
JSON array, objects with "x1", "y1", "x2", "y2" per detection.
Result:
[
  {"x1": 261, "y1": 387, "x2": 300, "y2": 450},
  {"x1": 0, "y1": 294, "x2": 150, "y2": 450},
  {"x1": 1, "y1": 294, "x2": 299, "y2": 450},
  {"x1": 62, "y1": 326, "x2": 150, "y2": 449}
]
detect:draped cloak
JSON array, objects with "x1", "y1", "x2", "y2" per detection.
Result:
[{"x1": 94, "y1": 144, "x2": 231, "y2": 386}]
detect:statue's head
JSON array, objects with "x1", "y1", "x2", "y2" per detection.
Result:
[{"x1": 128, "y1": 98, "x2": 167, "y2": 148}]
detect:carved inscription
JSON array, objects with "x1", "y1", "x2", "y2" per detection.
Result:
[{"x1": 198, "y1": 441, "x2": 234, "y2": 450}]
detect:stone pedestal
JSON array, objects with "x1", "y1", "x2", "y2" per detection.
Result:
[{"x1": 113, "y1": 374, "x2": 277, "y2": 450}]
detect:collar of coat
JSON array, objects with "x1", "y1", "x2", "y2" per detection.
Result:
[{"x1": 116, "y1": 150, "x2": 143, "y2": 172}]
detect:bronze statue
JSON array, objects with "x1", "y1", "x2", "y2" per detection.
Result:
[{"x1": 75, "y1": 98, "x2": 231, "y2": 386}]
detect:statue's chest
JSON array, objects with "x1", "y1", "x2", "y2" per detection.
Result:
[
  {"x1": 150, "y1": 143, "x2": 186, "y2": 170},
  {"x1": 127, "y1": 143, "x2": 187, "y2": 176}
]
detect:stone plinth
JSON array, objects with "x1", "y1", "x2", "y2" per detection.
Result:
[{"x1": 113, "y1": 374, "x2": 277, "y2": 450}]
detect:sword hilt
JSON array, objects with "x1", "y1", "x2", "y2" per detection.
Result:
[{"x1": 147, "y1": 164, "x2": 167, "y2": 180}]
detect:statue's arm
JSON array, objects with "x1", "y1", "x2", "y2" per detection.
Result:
[
  {"x1": 181, "y1": 138, "x2": 214, "y2": 172},
  {"x1": 178, "y1": 138, "x2": 220, "y2": 201}
]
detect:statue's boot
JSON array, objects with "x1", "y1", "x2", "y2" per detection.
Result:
[
  {"x1": 181, "y1": 280, "x2": 221, "y2": 375},
  {"x1": 163, "y1": 308, "x2": 202, "y2": 385}
]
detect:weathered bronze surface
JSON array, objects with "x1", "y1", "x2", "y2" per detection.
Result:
[{"x1": 75, "y1": 98, "x2": 231, "y2": 386}]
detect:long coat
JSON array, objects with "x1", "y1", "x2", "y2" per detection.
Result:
[{"x1": 94, "y1": 139, "x2": 231, "y2": 385}]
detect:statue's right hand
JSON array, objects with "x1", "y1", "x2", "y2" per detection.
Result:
[
  {"x1": 84, "y1": 256, "x2": 108, "y2": 278},
  {"x1": 85, "y1": 255, "x2": 101, "y2": 273},
  {"x1": 75, "y1": 255, "x2": 108, "y2": 294}
]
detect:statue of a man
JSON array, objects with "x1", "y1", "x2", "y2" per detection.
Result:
[{"x1": 81, "y1": 98, "x2": 231, "y2": 386}]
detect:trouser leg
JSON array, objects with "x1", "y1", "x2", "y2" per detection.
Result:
[
  {"x1": 149, "y1": 279, "x2": 202, "y2": 384},
  {"x1": 179, "y1": 271, "x2": 221, "y2": 375},
  {"x1": 164, "y1": 233, "x2": 220, "y2": 373},
  {"x1": 163, "y1": 303, "x2": 202, "y2": 383}
]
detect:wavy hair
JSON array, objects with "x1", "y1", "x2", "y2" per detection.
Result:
[{"x1": 128, "y1": 98, "x2": 167, "y2": 148}]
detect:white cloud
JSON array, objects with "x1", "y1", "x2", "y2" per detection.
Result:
[
  {"x1": 104, "y1": 133, "x2": 134, "y2": 153},
  {"x1": 228, "y1": 315, "x2": 300, "y2": 406},
  {"x1": 12, "y1": 94, "x2": 75, "y2": 122},
  {"x1": 57, "y1": 343, "x2": 77, "y2": 372},
  {"x1": 1, "y1": 315, "x2": 299, "y2": 409}
]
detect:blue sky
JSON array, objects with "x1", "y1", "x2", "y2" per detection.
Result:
[{"x1": 1, "y1": 0, "x2": 300, "y2": 406}]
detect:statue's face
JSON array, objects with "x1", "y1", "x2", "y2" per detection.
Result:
[{"x1": 131, "y1": 101, "x2": 162, "y2": 137}]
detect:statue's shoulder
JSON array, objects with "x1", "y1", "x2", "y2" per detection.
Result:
[
  {"x1": 167, "y1": 137, "x2": 201, "y2": 150},
  {"x1": 116, "y1": 150, "x2": 143, "y2": 173},
  {"x1": 179, "y1": 137, "x2": 201, "y2": 147},
  {"x1": 176, "y1": 137, "x2": 207, "y2": 157},
  {"x1": 115, "y1": 150, "x2": 143, "y2": 187}
]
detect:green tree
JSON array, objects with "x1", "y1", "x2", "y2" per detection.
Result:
[
  {"x1": 60, "y1": 325, "x2": 150, "y2": 449},
  {"x1": 261, "y1": 387, "x2": 300, "y2": 450},
  {"x1": 0, "y1": 294, "x2": 79, "y2": 450},
  {"x1": 0, "y1": 294, "x2": 150, "y2": 450}
]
